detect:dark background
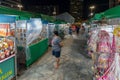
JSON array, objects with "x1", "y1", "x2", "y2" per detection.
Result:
[
  {"x1": 21, "y1": 0, "x2": 70, "y2": 13},
  {"x1": 21, "y1": 0, "x2": 109, "y2": 20},
  {"x1": 83, "y1": 0, "x2": 109, "y2": 19}
]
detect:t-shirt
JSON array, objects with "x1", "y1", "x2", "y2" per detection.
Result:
[{"x1": 52, "y1": 36, "x2": 61, "y2": 51}]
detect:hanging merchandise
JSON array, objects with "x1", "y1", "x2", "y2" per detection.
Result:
[
  {"x1": 97, "y1": 30, "x2": 111, "y2": 53},
  {"x1": 95, "y1": 30, "x2": 111, "y2": 79},
  {"x1": 97, "y1": 53, "x2": 120, "y2": 80},
  {"x1": 113, "y1": 26, "x2": 120, "y2": 53},
  {"x1": 87, "y1": 27, "x2": 100, "y2": 57},
  {"x1": 113, "y1": 26, "x2": 120, "y2": 36},
  {"x1": 87, "y1": 25, "x2": 117, "y2": 80}
]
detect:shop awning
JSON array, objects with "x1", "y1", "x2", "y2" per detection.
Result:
[
  {"x1": 54, "y1": 20, "x2": 67, "y2": 24},
  {"x1": 0, "y1": 6, "x2": 41, "y2": 20},
  {"x1": 56, "y1": 12, "x2": 75, "y2": 23},
  {"x1": 40, "y1": 14, "x2": 56, "y2": 22},
  {"x1": 0, "y1": 6, "x2": 63, "y2": 22},
  {"x1": 104, "y1": 5, "x2": 120, "y2": 19},
  {"x1": 92, "y1": 13, "x2": 104, "y2": 21}
]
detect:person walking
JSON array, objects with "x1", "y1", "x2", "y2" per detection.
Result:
[
  {"x1": 69, "y1": 26, "x2": 72, "y2": 36},
  {"x1": 51, "y1": 31, "x2": 63, "y2": 69},
  {"x1": 76, "y1": 26, "x2": 80, "y2": 35}
]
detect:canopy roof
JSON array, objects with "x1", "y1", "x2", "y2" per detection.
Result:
[
  {"x1": 40, "y1": 14, "x2": 56, "y2": 22},
  {"x1": 0, "y1": 6, "x2": 41, "y2": 20},
  {"x1": 56, "y1": 12, "x2": 75, "y2": 23},
  {"x1": 92, "y1": 13, "x2": 104, "y2": 20},
  {"x1": 104, "y1": 5, "x2": 120, "y2": 19},
  {"x1": 54, "y1": 19, "x2": 67, "y2": 24},
  {"x1": 91, "y1": 5, "x2": 120, "y2": 21},
  {"x1": 0, "y1": 6, "x2": 63, "y2": 22}
]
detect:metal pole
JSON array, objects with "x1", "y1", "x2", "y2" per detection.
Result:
[{"x1": 14, "y1": 22, "x2": 17, "y2": 80}]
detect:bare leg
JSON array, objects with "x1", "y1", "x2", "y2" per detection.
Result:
[{"x1": 55, "y1": 58, "x2": 60, "y2": 69}]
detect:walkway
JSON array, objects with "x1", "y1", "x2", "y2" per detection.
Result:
[{"x1": 18, "y1": 34, "x2": 93, "y2": 80}]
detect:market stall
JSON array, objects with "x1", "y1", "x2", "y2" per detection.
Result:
[
  {"x1": 27, "y1": 18, "x2": 48, "y2": 66},
  {"x1": 54, "y1": 20, "x2": 68, "y2": 39},
  {"x1": 0, "y1": 14, "x2": 16, "y2": 80},
  {"x1": 87, "y1": 24, "x2": 114, "y2": 79},
  {"x1": 16, "y1": 18, "x2": 48, "y2": 69},
  {"x1": 88, "y1": 5, "x2": 120, "y2": 80},
  {"x1": 41, "y1": 20, "x2": 49, "y2": 39},
  {"x1": 40, "y1": 14, "x2": 56, "y2": 23}
]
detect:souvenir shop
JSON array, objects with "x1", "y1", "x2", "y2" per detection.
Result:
[
  {"x1": 0, "y1": 14, "x2": 17, "y2": 80},
  {"x1": 16, "y1": 18, "x2": 48, "y2": 69},
  {"x1": 88, "y1": 5, "x2": 120, "y2": 80}
]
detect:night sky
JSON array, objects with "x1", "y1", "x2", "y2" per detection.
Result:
[{"x1": 21, "y1": 0, "x2": 109, "y2": 19}]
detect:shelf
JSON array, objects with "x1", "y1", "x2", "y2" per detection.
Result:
[{"x1": 0, "y1": 54, "x2": 15, "y2": 63}]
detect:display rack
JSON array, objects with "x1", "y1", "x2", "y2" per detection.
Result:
[
  {"x1": 0, "y1": 23, "x2": 16, "y2": 80},
  {"x1": 87, "y1": 24, "x2": 119, "y2": 80}
]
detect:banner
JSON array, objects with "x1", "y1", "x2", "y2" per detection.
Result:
[
  {"x1": 0, "y1": 56, "x2": 15, "y2": 80},
  {"x1": 0, "y1": 24, "x2": 11, "y2": 36}
]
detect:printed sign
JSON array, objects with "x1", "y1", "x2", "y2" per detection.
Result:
[
  {"x1": 0, "y1": 24, "x2": 11, "y2": 36},
  {"x1": 0, "y1": 57, "x2": 15, "y2": 80}
]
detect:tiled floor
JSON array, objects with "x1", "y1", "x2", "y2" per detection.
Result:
[{"x1": 18, "y1": 34, "x2": 93, "y2": 80}]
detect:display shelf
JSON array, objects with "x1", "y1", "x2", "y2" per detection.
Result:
[{"x1": 0, "y1": 54, "x2": 15, "y2": 63}]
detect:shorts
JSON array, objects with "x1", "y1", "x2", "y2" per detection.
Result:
[{"x1": 52, "y1": 50, "x2": 61, "y2": 58}]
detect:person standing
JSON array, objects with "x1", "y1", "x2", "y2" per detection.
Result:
[
  {"x1": 81, "y1": 26, "x2": 85, "y2": 34},
  {"x1": 52, "y1": 31, "x2": 63, "y2": 69},
  {"x1": 76, "y1": 26, "x2": 80, "y2": 35}
]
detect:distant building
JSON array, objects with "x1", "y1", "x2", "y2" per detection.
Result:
[
  {"x1": 25, "y1": 5, "x2": 59, "y2": 16},
  {"x1": 0, "y1": 0, "x2": 22, "y2": 10},
  {"x1": 109, "y1": 0, "x2": 120, "y2": 8},
  {"x1": 69, "y1": 0, "x2": 83, "y2": 21}
]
